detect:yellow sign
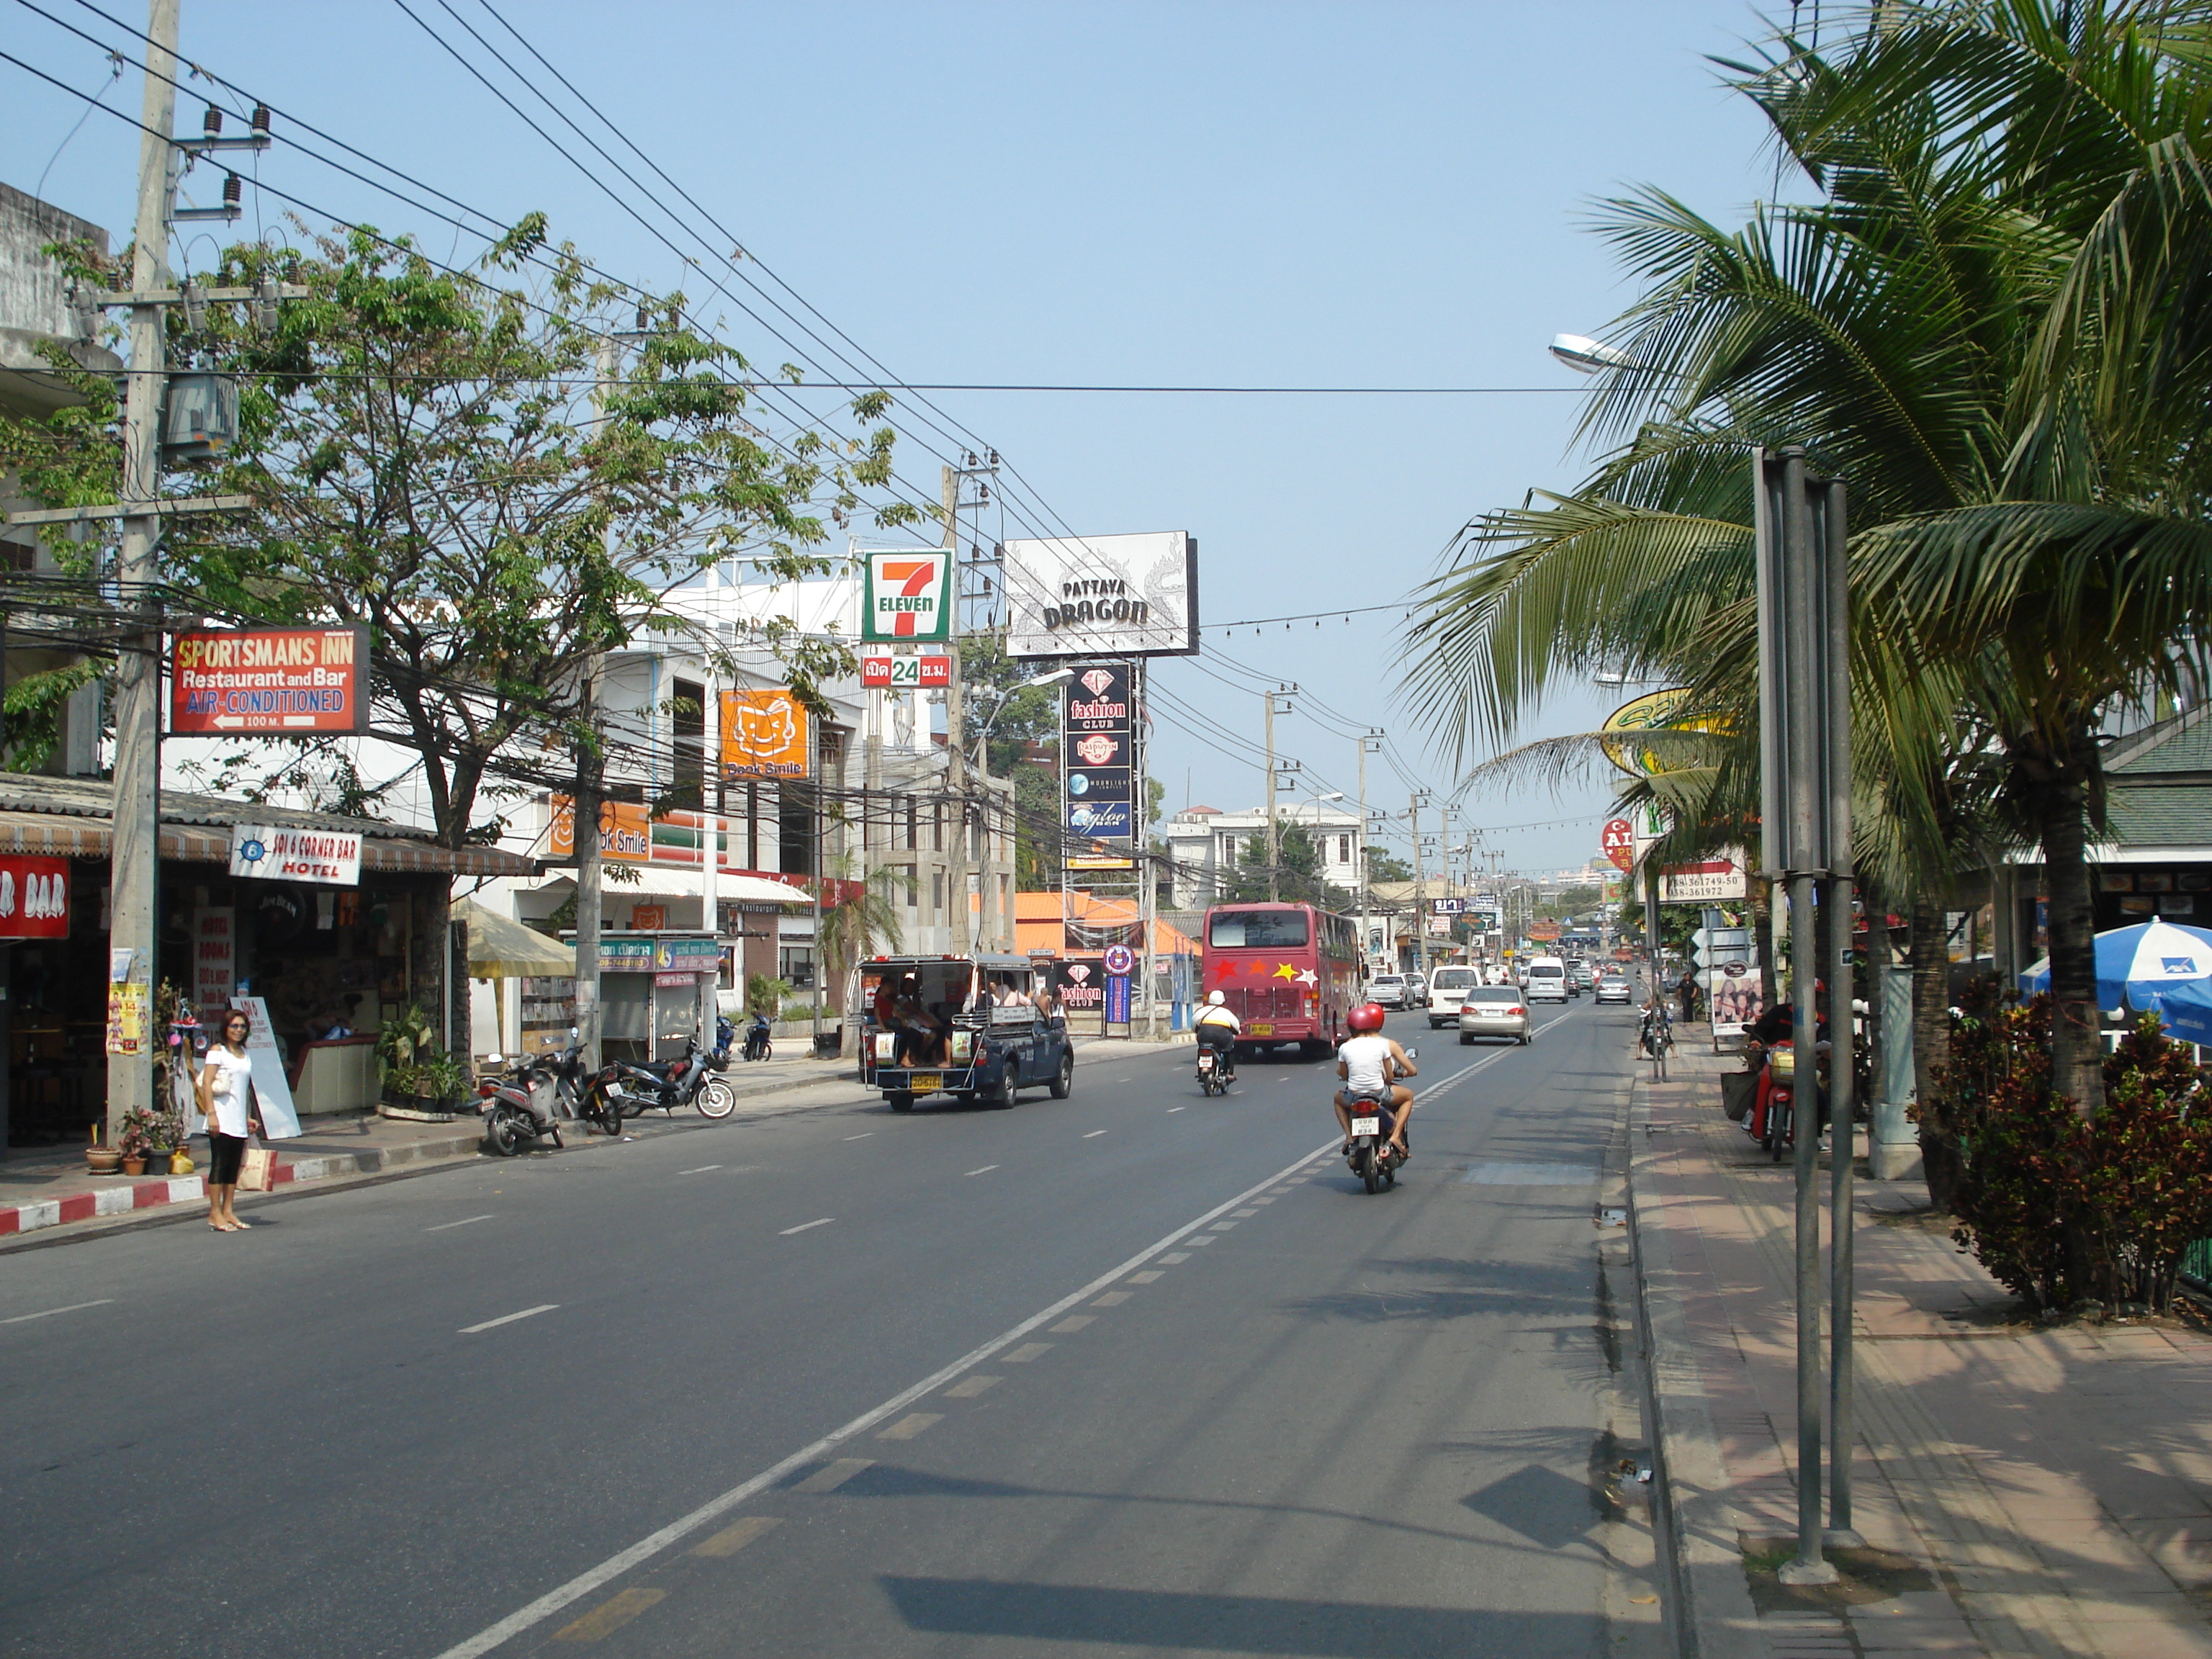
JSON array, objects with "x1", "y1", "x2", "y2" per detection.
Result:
[
  {"x1": 106, "y1": 981, "x2": 148, "y2": 1056},
  {"x1": 1599, "y1": 689, "x2": 1725, "y2": 778},
  {"x1": 721, "y1": 688, "x2": 810, "y2": 779}
]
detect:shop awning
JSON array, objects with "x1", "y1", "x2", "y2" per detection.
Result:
[{"x1": 454, "y1": 899, "x2": 576, "y2": 978}]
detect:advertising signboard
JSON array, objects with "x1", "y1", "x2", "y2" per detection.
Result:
[
  {"x1": 228, "y1": 824, "x2": 363, "y2": 886},
  {"x1": 1660, "y1": 854, "x2": 1750, "y2": 903},
  {"x1": 861, "y1": 549, "x2": 953, "y2": 642},
  {"x1": 1061, "y1": 662, "x2": 1139, "y2": 868},
  {"x1": 719, "y1": 688, "x2": 810, "y2": 778},
  {"x1": 1054, "y1": 958, "x2": 1107, "y2": 1014},
  {"x1": 1066, "y1": 799, "x2": 1134, "y2": 839},
  {"x1": 859, "y1": 651, "x2": 950, "y2": 688},
  {"x1": 0, "y1": 855, "x2": 69, "y2": 938},
  {"x1": 1004, "y1": 532, "x2": 1197, "y2": 659},
  {"x1": 549, "y1": 796, "x2": 655, "y2": 864},
  {"x1": 1601, "y1": 817, "x2": 1635, "y2": 873},
  {"x1": 1066, "y1": 764, "x2": 1132, "y2": 803},
  {"x1": 1105, "y1": 971, "x2": 1132, "y2": 1025},
  {"x1": 170, "y1": 626, "x2": 369, "y2": 736}
]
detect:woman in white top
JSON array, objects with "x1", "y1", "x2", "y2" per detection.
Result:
[{"x1": 197, "y1": 1008, "x2": 264, "y2": 1231}]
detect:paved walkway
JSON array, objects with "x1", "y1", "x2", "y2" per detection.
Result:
[{"x1": 1633, "y1": 1032, "x2": 2212, "y2": 1659}]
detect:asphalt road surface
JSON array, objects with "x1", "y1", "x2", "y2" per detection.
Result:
[{"x1": 1, "y1": 1004, "x2": 1661, "y2": 1659}]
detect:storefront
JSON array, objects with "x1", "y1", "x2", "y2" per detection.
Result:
[
  {"x1": 0, "y1": 777, "x2": 534, "y2": 1148},
  {"x1": 582, "y1": 932, "x2": 724, "y2": 1062}
]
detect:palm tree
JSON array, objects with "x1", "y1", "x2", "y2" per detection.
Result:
[
  {"x1": 1408, "y1": 0, "x2": 2212, "y2": 1116},
  {"x1": 812, "y1": 851, "x2": 906, "y2": 1020}
]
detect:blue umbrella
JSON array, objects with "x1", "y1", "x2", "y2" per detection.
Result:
[{"x1": 2019, "y1": 920, "x2": 2212, "y2": 1046}]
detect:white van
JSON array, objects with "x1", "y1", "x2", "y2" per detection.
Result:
[
  {"x1": 1524, "y1": 956, "x2": 1570, "y2": 1002},
  {"x1": 1426, "y1": 965, "x2": 1481, "y2": 1028}
]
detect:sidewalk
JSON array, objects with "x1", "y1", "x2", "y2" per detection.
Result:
[
  {"x1": 1632, "y1": 1031, "x2": 2212, "y2": 1659},
  {"x1": 0, "y1": 1033, "x2": 1187, "y2": 1245}
]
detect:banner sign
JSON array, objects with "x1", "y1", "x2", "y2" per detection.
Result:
[
  {"x1": 1054, "y1": 958, "x2": 1107, "y2": 1012},
  {"x1": 550, "y1": 796, "x2": 654, "y2": 864},
  {"x1": 720, "y1": 688, "x2": 810, "y2": 778},
  {"x1": 1062, "y1": 662, "x2": 1138, "y2": 863},
  {"x1": 228, "y1": 824, "x2": 363, "y2": 886},
  {"x1": 1004, "y1": 531, "x2": 1198, "y2": 659},
  {"x1": 1105, "y1": 972, "x2": 1132, "y2": 1025},
  {"x1": 1601, "y1": 817, "x2": 1635, "y2": 873},
  {"x1": 193, "y1": 907, "x2": 235, "y2": 1015},
  {"x1": 0, "y1": 855, "x2": 68, "y2": 938},
  {"x1": 171, "y1": 627, "x2": 369, "y2": 736},
  {"x1": 1066, "y1": 765, "x2": 1133, "y2": 803},
  {"x1": 860, "y1": 652, "x2": 950, "y2": 688},
  {"x1": 1660, "y1": 855, "x2": 1750, "y2": 903},
  {"x1": 862, "y1": 549, "x2": 953, "y2": 642},
  {"x1": 1067, "y1": 799, "x2": 1133, "y2": 839}
]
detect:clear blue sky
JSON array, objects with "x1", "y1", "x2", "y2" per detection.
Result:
[{"x1": 6, "y1": 0, "x2": 1795, "y2": 877}]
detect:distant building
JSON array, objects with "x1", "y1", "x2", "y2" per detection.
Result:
[{"x1": 1163, "y1": 800, "x2": 1364, "y2": 910}]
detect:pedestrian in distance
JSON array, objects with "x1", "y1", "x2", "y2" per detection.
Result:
[{"x1": 197, "y1": 1008, "x2": 265, "y2": 1232}]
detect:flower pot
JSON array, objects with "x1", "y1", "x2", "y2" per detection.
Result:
[
  {"x1": 121, "y1": 1156, "x2": 147, "y2": 1177},
  {"x1": 86, "y1": 1148, "x2": 124, "y2": 1175},
  {"x1": 168, "y1": 1149, "x2": 196, "y2": 1176}
]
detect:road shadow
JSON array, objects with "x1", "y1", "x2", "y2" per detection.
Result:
[{"x1": 880, "y1": 1576, "x2": 1598, "y2": 1655}]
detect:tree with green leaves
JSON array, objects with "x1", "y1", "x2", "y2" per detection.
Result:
[{"x1": 814, "y1": 850, "x2": 904, "y2": 1017}]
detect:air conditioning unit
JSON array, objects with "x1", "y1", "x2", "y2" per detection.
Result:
[{"x1": 161, "y1": 372, "x2": 240, "y2": 462}]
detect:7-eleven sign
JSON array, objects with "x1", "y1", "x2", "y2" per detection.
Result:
[{"x1": 863, "y1": 550, "x2": 953, "y2": 642}]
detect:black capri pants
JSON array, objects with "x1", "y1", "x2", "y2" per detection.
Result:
[{"x1": 207, "y1": 1130, "x2": 247, "y2": 1185}]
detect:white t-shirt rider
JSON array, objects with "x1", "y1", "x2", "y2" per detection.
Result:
[{"x1": 1339, "y1": 1033, "x2": 1398, "y2": 1097}]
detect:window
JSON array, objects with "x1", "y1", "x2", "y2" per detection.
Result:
[
  {"x1": 904, "y1": 869, "x2": 917, "y2": 910},
  {"x1": 931, "y1": 872, "x2": 945, "y2": 915},
  {"x1": 904, "y1": 796, "x2": 917, "y2": 850},
  {"x1": 1337, "y1": 835, "x2": 1350, "y2": 865},
  {"x1": 1208, "y1": 909, "x2": 1310, "y2": 949},
  {"x1": 670, "y1": 676, "x2": 705, "y2": 811},
  {"x1": 932, "y1": 801, "x2": 944, "y2": 852},
  {"x1": 779, "y1": 945, "x2": 815, "y2": 989},
  {"x1": 778, "y1": 788, "x2": 814, "y2": 875}
]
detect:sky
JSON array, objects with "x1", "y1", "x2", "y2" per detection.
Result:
[{"x1": 4, "y1": 0, "x2": 1799, "y2": 878}]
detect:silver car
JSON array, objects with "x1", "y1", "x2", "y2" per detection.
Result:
[
  {"x1": 1457, "y1": 984, "x2": 1533, "y2": 1045},
  {"x1": 1595, "y1": 973, "x2": 1632, "y2": 1004},
  {"x1": 1367, "y1": 974, "x2": 1408, "y2": 1009}
]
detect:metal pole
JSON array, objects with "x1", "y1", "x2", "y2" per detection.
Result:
[
  {"x1": 1822, "y1": 477, "x2": 1860, "y2": 1546},
  {"x1": 942, "y1": 465, "x2": 969, "y2": 958},
  {"x1": 575, "y1": 338, "x2": 619, "y2": 1072},
  {"x1": 105, "y1": 0, "x2": 181, "y2": 1148},
  {"x1": 1357, "y1": 734, "x2": 1374, "y2": 979},
  {"x1": 699, "y1": 661, "x2": 720, "y2": 1046},
  {"x1": 1264, "y1": 693, "x2": 1280, "y2": 902},
  {"x1": 810, "y1": 712, "x2": 824, "y2": 1053}
]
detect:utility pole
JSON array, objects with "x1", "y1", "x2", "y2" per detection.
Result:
[
  {"x1": 1408, "y1": 790, "x2": 1431, "y2": 982},
  {"x1": 102, "y1": 0, "x2": 182, "y2": 1147},
  {"x1": 1357, "y1": 732, "x2": 1382, "y2": 978},
  {"x1": 941, "y1": 464, "x2": 970, "y2": 958},
  {"x1": 1262, "y1": 687, "x2": 1295, "y2": 901}
]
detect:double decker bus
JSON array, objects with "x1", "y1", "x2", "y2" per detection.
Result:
[{"x1": 1200, "y1": 901, "x2": 1360, "y2": 1056}]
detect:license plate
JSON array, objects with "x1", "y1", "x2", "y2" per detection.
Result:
[
  {"x1": 910, "y1": 1072, "x2": 942, "y2": 1093},
  {"x1": 1351, "y1": 1115, "x2": 1380, "y2": 1136},
  {"x1": 1197, "y1": 1053, "x2": 1215, "y2": 1069},
  {"x1": 1246, "y1": 1022, "x2": 1274, "y2": 1037}
]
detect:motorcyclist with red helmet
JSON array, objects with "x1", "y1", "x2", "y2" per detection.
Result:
[{"x1": 1335, "y1": 1002, "x2": 1419, "y2": 1159}]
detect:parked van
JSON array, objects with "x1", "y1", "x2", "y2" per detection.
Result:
[{"x1": 1525, "y1": 956, "x2": 1570, "y2": 1002}]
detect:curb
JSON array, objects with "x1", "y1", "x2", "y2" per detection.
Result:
[{"x1": 1627, "y1": 1076, "x2": 1766, "y2": 1659}]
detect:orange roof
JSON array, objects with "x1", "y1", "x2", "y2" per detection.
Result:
[{"x1": 1012, "y1": 890, "x2": 1195, "y2": 958}]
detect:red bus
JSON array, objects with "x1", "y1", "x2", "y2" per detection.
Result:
[{"x1": 1200, "y1": 901, "x2": 1360, "y2": 1056}]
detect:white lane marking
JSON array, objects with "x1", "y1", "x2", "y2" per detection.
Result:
[
  {"x1": 1051, "y1": 1315, "x2": 1095, "y2": 1333},
  {"x1": 965, "y1": 1165, "x2": 999, "y2": 1177},
  {"x1": 427, "y1": 1214, "x2": 496, "y2": 1232},
  {"x1": 1002, "y1": 1342, "x2": 1052, "y2": 1362},
  {"x1": 1165, "y1": 1107, "x2": 1186, "y2": 1113},
  {"x1": 780, "y1": 1218, "x2": 834, "y2": 1236},
  {"x1": 459, "y1": 1304, "x2": 558, "y2": 1335},
  {"x1": 1127, "y1": 1271, "x2": 1164, "y2": 1283},
  {"x1": 844, "y1": 1133, "x2": 874, "y2": 1141},
  {"x1": 1092, "y1": 1291, "x2": 1132, "y2": 1307},
  {"x1": 1, "y1": 1298, "x2": 114, "y2": 1326},
  {"x1": 1160, "y1": 1252, "x2": 1191, "y2": 1264},
  {"x1": 1082, "y1": 1130, "x2": 1107, "y2": 1139},
  {"x1": 678, "y1": 1166, "x2": 721, "y2": 1176},
  {"x1": 790, "y1": 1457, "x2": 873, "y2": 1494},
  {"x1": 1231, "y1": 1207, "x2": 1258, "y2": 1217},
  {"x1": 1188, "y1": 1235, "x2": 1217, "y2": 1246},
  {"x1": 878, "y1": 1412, "x2": 942, "y2": 1441},
  {"x1": 428, "y1": 1136, "x2": 1341, "y2": 1659},
  {"x1": 943, "y1": 1374, "x2": 999, "y2": 1398}
]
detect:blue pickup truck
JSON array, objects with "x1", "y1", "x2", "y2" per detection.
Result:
[{"x1": 859, "y1": 953, "x2": 1076, "y2": 1112}]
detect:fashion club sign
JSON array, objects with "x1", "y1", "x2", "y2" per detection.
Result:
[{"x1": 1063, "y1": 663, "x2": 1138, "y2": 869}]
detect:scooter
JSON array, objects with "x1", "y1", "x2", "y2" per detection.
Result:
[
  {"x1": 1342, "y1": 1044, "x2": 1416, "y2": 1195},
  {"x1": 740, "y1": 1012, "x2": 773, "y2": 1062},
  {"x1": 477, "y1": 1054, "x2": 564, "y2": 1157},
  {"x1": 1195, "y1": 1044, "x2": 1232, "y2": 1096}
]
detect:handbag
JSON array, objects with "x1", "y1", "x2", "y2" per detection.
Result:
[{"x1": 238, "y1": 1145, "x2": 279, "y2": 1192}]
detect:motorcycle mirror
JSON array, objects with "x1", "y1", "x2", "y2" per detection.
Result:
[
  {"x1": 1404, "y1": 1046, "x2": 1419, "y2": 1059},
  {"x1": 484, "y1": 1053, "x2": 503, "y2": 1065}
]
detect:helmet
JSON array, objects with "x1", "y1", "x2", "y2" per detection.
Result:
[
  {"x1": 1347, "y1": 1002, "x2": 1386, "y2": 1032},
  {"x1": 1206, "y1": 989, "x2": 1226, "y2": 1006}
]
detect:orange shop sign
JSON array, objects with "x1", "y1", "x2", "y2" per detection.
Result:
[
  {"x1": 171, "y1": 627, "x2": 369, "y2": 736},
  {"x1": 720, "y1": 688, "x2": 809, "y2": 778},
  {"x1": 549, "y1": 796, "x2": 655, "y2": 864}
]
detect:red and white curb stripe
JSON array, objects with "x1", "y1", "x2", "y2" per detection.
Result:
[{"x1": 1, "y1": 1152, "x2": 362, "y2": 1238}]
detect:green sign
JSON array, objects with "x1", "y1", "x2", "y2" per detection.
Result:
[{"x1": 863, "y1": 549, "x2": 953, "y2": 643}]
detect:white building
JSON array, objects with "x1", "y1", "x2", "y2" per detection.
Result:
[{"x1": 1164, "y1": 801, "x2": 1366, "y2": 911}]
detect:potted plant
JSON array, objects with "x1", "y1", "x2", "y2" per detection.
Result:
[
  {"x1": 377, "y1": 1004, "x2": 467, "y2": 1118},
  {"x1": 117, "y1": 1107, "x2": 157, "y2": 1177},
  {"x1": 86, "y1": 1128, "x2": 123, "y2": 1177}
]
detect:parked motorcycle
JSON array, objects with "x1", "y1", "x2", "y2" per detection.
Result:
[
  {"x1": 740, "y1": 1012, "x2": 773, "y2": 1062},
  {"x1": 477, "y1": 1054, "x2": 564, "y2": 1156},
  {"x1": 606, "y1": 1032, "x2": 738, "y2": 1125}
]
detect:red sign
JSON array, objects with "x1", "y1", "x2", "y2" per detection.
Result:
[
  {"x1": 171, "y1": 627, "x2": 369, "y2": 736},
  {"x1": 1601, "y1": 817, "x2": 1636, "y2": 873},
  {"x1": 859, "y1": 655, "x2": 951, "y2": 688},
  {"x1": 0, "y1": 855, "x2": 69, "y2": 938}
]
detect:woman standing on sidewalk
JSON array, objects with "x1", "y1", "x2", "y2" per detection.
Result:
[{"x1": 197, "y1": 1010, "x2": 264, "y2": 1232}]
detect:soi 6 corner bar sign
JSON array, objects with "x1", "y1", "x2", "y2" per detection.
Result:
[
  {"x1": 229, "y1": 824, "x2": 363, "y2": 886},
  {"x1": 171, "y1": 627, "x2": 369, "y2": 736}
]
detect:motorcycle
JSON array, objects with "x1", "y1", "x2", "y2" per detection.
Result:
[
  {"x1": 1343, "y1": 1044, "x2": 1415, "y2": 1195},
  {"x1": 477, "y1": 1054, "x2": 565, "y2": 1157},
  {"x1": 1195, "y1": 1044, "x2": 1232, "y2": 1096},
  {"x1": 606, "y1": 1032, "x2": 738, "y2": 1126},
  {"x1": 740, "y1": 1012, "x2": 773, "y2": 1063}
]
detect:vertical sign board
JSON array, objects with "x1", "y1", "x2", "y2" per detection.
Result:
[
  {"x1": 719, "y1": 688, "x2": 811, "y2": 780},
  {"x1": 862, "y1": 551, "x2": 953, "y2": 643},
  {"x1": 171, "y1": 627, "x2": 369, "y2": 735},
  {"x1": 193, "y1": 907, "x2": 235, "y2": 1017},
  {"x1": 1063, "y1": 662, "x2": 1138, "y2": 871}
]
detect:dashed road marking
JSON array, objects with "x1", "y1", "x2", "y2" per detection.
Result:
[
  {"x1": 1165, "y1": 1107, "x2": 1186, "y2": 1113},
  {"x1": 678, "y1": 1166, "x2": 721, "y2": 1176},
  {"x1": 965, "y1": 1165, "x2": 999, "y2": 1177},
  {"x1": 1209, "y1": 1221, "x2": 1238, "y2": 1231},
  {"x1": 459, "y1": 1304, "x2": 558, "y2": 1335},
  {"x1": 1082, "y1": 1130, "x2": 1107, "y2": 1139},
  {"x1": 779, "y1": 1218, "x2": 833, "y2": 1236},
  {"x1": 1249, "y1": 1197, "x2": 1276, "y2": 1205},
  {"x1": 1127, "y1": 1271, "x2": 1164, "y2": 1284},
  {"x1": 843, "y1": 1133, "x2": 873, "y2": 1141},
  {"x1": 1231, "y1": 1207, "x2": 1258, "y2": 1217},
  {"x1": 428, "y1": 1214, "x2": 497, "y2": 1231},
  {"x1": 943, "y1": 1374, "x2": 1000, "y2": 1398},
  {"x1": 1161, "y1": 1252, "x2": 1191, "y2": 1264},
  {"x1": 1002, "y1": 1342, "x2": 1053, "y2": 1363},
  {"x1": 690, "y1": 1517, "x2": 781, "y2": 1557},
  {"x1": 1187, "y1": 1236, "x2": 1216, "y2": 1246},
  {"x1": 1092, "y1": 1292, "x2": 1131, "y2": 1307},
  {"x1": 1050, "y1": 1315, "x2": 1095, "y2": 1333},
  {"x1": 1, "y1": 1298, "x2": 114, "y2": 1325},
  {"x1": 552, "y1": 1588, "x2": 664, "y2": 1642},
  {"x1": 878, "y1": 1413, "x2": 942, "y2": 1441},
  {"x1": 791, "y1": 1457, "x2": 873, "y2": 1494}
]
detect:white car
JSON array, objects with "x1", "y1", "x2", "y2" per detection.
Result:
[
  {"x1": 1367, "y1": 974, "x2": 1408, "y2": 1010},
  {"x1": 1524, "y1": 956, "x2": 1570, "y2": 1002}
]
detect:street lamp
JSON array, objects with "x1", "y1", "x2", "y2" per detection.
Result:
[{"x1": 1549, "y1": 333, "x2": 1638, "y2": 374}]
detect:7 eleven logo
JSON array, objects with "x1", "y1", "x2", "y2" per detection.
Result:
[{"x1": 869, "y1": 552, "x2": 948, "y2": 640}]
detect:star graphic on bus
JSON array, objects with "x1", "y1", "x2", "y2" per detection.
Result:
[
  {"x1": 1295, "y1": 969, "x2": 1318, "y2": 985},
  {"x1": 1273, "y1": 963, "x2": 1298, "y2": 980}
]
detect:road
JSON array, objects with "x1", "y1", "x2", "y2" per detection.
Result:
[{"x1": 0, "y1": 1004, "x2": 1660, "y2": 1659}]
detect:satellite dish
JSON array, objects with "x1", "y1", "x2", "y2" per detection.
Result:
[{"x1": 1549, "y1": 333, "x2": 1639, "y2": 374}]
